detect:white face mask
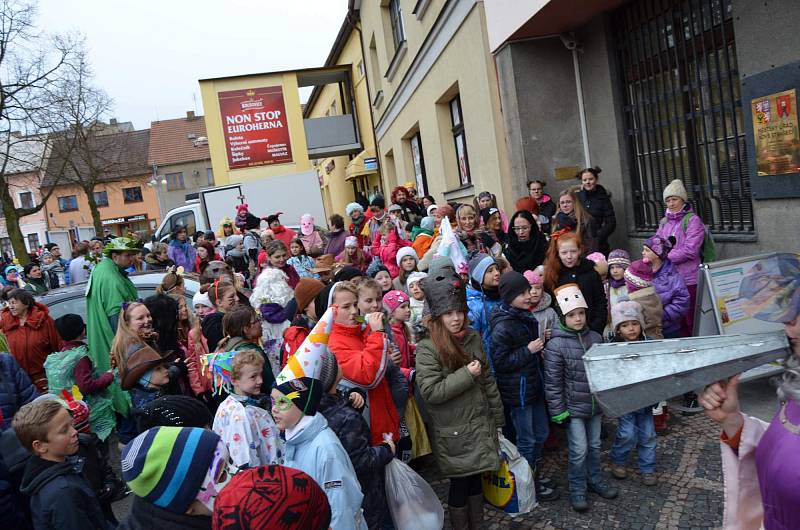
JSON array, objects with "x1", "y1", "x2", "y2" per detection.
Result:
[{"x1": 195, "y1": 440, "x2": 234, "y2": 512}]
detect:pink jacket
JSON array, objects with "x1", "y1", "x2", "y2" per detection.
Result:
[
  {"x1": 371, "y1": 230, "x2": 411, "y2": 278},
  {"x1": 655, "y1": 205, "x2": 705, "y2": 286},
  {"x1": 720, "y1": 413, "x2": 769, "y2": 530}
]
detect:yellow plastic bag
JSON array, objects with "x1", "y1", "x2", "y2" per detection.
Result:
[{"x1": 404, "y1": 397, "x2": 431, "y2": 459}]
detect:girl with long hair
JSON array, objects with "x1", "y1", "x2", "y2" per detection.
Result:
[
  {"x1": 551, "y1": 188, "x2": 600, "y2": 254},
  {"x1": 414, "y1": 260, "x2": 504, "y2": 528},
  {"x1": 543, "y1": 232, "x2": 608, "y2": 335},
  {"x1": 168, "y1": 292, "x2": 210, "y2": 396},
  {"x1": 337, "y1": 236, "x2": 371, "y2": 272}
]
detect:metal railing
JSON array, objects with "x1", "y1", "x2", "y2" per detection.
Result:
[{"x1": 614, "y1": 0, "x2": 754, "y2": 236}]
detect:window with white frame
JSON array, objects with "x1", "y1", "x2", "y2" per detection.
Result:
[
  {"x1": 389, "y1": 0, "x2": 405, "y2": 51},
  {"x1": 449, "y1": 95, "x2": 471, "y2": 186}
]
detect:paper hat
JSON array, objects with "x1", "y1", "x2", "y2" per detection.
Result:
[
  {"x1": 554, "y1": 283, "x2": 588, "y2": 315},
  {"x1": 273, "y1": 306, "x2": 337, "y2": 415}
]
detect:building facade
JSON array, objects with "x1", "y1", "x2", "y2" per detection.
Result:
[
  {"x1": 354, "y1": 0, "x2": 514, "y2": 210},
  {"x1": 485, "y1": 0, "x2": 800, "y2": 257},
  {"x1": 304, "y1": 16, "x2": 383, "y2": 218},
  {"x1": 148, "y1": 111, "x2": 214, "y2": 215},
  {"x1": 43, "y1": 129, "x2": 159, "y2": 244}
]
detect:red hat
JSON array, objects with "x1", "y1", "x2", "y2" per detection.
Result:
[{"x1": 213, "y1": 465, "x2": 331, "y2": 530}]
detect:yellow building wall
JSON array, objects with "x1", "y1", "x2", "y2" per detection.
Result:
[
  {"x1": 199, "y1": 72, "x2": 311, "y2": 185},
  {"x1": 359, "y1": 1, "x2": 514, "y2": 212},
  {"x1": 306, "y1": 20, "x2": 382, "y2": 219}
]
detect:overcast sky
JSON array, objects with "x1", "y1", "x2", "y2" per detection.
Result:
[{"x1": 37, "y1": 0, "x2": 349, "y2": 129}]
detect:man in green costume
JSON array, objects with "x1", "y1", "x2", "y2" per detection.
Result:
[{"x1": 85, "y1": 237, "x2": 142, "y2": 416}]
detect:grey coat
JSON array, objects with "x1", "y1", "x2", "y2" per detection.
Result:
[
  {"x1": 415, "y1": 329, "x2": 504, "y2": 478},
  {"x1": 543, "y1": 324, "x2": 603, "y2": 419}
]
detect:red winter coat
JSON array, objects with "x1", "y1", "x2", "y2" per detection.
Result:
[
  {"x1": 328, "y1": 323, "x2": 400, "y2": 445},
  {"x1": 370, "y1": 230, "x2": 411, "y2": 279},
  {"x1": 271, "y1": 225, "x2": 297, "y2": 247},
  {"x1": 389, "y1": 322, "x2": 415, "y2": 382},
  {"x1": 0, "y1": 303, "x2": 63, "y2": 392},
  {"x1": 281, "y1": 325, "x2": 310, "y2": 369}
]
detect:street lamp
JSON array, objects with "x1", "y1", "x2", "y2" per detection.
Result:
[{"x1": 148, "y1": 163, "x2": 167, "y2": 226}]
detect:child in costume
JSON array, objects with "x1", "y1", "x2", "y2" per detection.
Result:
[
  {"x1": 406, "y1": 271, "x2": 427, "y2": 340},
  {"x1": 544, "y1": 283, "x2": 618, "y2": 513},
  {"x1": 207, "y1": 349, "x2": 282, "y2": 471},
  {"x1": 271, "y1": 306, "x2": 368, "y2": 530}
]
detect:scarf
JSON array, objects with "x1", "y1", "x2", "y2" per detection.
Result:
[
  {"x1": 272, "y1": 225, "x2": 287, "y2": 235},
  {"x1": 452, "y1": 328, "x2": 468, "y2": 343},
  {"x1": 351, "y1": 215, "x2": 366, "y2": 236},
  {"x1": 609, "y1": 277, "x2": 626, "y2": 289},
  {"x1": 169, "y1": 238, "x2": 192, "y2": 262}
]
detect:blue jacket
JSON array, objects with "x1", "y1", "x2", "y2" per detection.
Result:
[
  {"x1": 0, "y1": 353, "x2": 38, "y2": 431},
  {"x1": 283, "y1": 413, "x2": 367, "y2": 530},
  {"x1": 489, "y1": 303, "x2": 544, "y2": 408},
  {"x1": 466, "y1": 286, "x2": 501, "y2": 366}
]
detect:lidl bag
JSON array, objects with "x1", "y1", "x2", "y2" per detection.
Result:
[
  {"x1": 404, "y1": 397, "x2": 432, "y2": 459},
  {"x1": 385, "y1": 459, "x2": 444, "y2": 530},
  {"x1": 482, "y1": 434, "x2": 537, "y2": 516}
]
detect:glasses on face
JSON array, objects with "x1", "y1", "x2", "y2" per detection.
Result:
[
  {"x1": 513, "y1": 225, "x2": 532, "y2": 232},
  {"x1": 271, "y1": 395, "x2": 294, "y2": 412}
]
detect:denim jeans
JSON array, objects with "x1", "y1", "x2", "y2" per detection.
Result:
[
  {"x1": 509, "y1": 399, "x2": 550, "y2": 471},
  {"x1": 566, "y1": 414, "x2": 603, "y2": 495},
  {"x1": 609, "y1": 407, "x2": 657, "y2": 473}
]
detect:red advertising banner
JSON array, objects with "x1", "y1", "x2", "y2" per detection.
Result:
[{"x1": 218, "y1": 86, "x2": 294, "y2": 169}]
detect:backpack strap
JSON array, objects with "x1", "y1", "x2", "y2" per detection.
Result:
[{"x1": 681, "y1": 212, "x2": 695, "y2": 232}]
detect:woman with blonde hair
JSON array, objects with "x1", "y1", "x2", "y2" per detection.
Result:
[{"x1": 551, "y1": 188, "x2": 599, "y2": 254}]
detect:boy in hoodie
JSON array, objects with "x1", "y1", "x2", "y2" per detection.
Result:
[
  {"x1": 318, "y1": 352, "x2": 395, "y2": 530},
  {"x1": 607, "y1": 301, "x2": 658, "y2": 487},
  {"x1": 15, "y1": 399, "x2": 108, "y2": 530},
  {"x1": 544, "y1": 284, "x2": 618, "y2": 513},
  {"x1": 466, "y1": 253, "x2": 502, "y2": 363},
  {"x1": 120, "y1": 426, "x2": 232, "y2": 530},
  {"x1": 272, "y1": 310, "x2": 368, "y2": 530},
  {"x1": 490, "y1": 271, "x2": 559, "y2": 502},
  {"x1": 44, "y1": 314, "x2": 115, "y2": 442}
]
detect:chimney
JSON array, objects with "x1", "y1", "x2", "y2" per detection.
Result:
[
  {"x1": 109, "y1": 118, "x2": 118, "y2": 126},
  {"x1": 186, "y1": 111, "x2": 196, "y2": 120}
]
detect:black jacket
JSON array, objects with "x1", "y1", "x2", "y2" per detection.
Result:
[
  {"x1": 489, "y1": 303, "x2": 544, "y2": 408},
  {"x1": 319, "y1": 393, "x2": 393, "y2": 530},
  {"x1": 554, "y1": 258, "x2": 608, "y2": 335},
  {"x1": 201, "y1": 312, "x2": 224, "y2": 352},
  {"x1": 0, "y1": 352, "x2": 38, "y2": 431},
  {"x1": 504, "y1": 211, "x2": 548, "y2": 273},
  {"x1": 19, "y1": 455, "x2": 108, "y2": 530},
  {"x1": 118, "y1": 496, "x2": 211, "y2": 530},
  {"x1": 543, "y1": 324, "x2": 603, "y2": 419},
  {"x1": 576, "y1": 184, "x2": 616, "y2": 255}
]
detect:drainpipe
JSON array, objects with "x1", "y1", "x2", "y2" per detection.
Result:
[{"x1": 561, "y1": 33, "x2": 591, "y2": 167}]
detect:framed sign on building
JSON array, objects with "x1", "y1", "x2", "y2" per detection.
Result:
[{"x1": 218, "y1": 86, "x2": 294, "y2": 170}]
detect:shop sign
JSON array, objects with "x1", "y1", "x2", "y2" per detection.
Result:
[
  {"x1": 102, "y1": 214, "x2": 148, "y2": 226},
  {"x1": 218, "y1": 86, "x2": 294, "y2": 170},
  {"x1": 752, "y1": 88, "x2": 800, "y2": 176},
  {"x1": 363, "y1": 157, "x2": 378, "y2": 171}
]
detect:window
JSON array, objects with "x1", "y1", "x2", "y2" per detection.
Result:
[
  {"x1": 27, "y1": 233, "x2": 39, "y2": 252},
  {"x1": 58, "y1": 195, "x2": 79, "y2": 212},
  {"x1": 93, "y1": 191, "x2": 109, "y2": 207},
  {"x1": 19, "y1": 192, "x2": 33, "y2": 209},
  {"x1": 206, "y1": 168, "x2": 214, "y2": 186},
  {"x1": 0, "y1": 238, "x2": 13, "y2": 260},
  {"x1": 389, "y1": 0, "x2": 406, "y2": 51},
  {"x1": 123, "y1": 186, "x2": 143, "y2": 203},
  {"x1": 166, "y1": 172, "x2": 185, "y2": 191},
  {"x1": 356, "y1": 60, "x2": 365, "y2": 78},
  {"x1": 449, "y1": 96, "x2": 471, "y2": 186},
  {"x1": 410, "y1": 132, "x2": 428, "y2": 196},
  {"x1": 614, "y1": 0, "x2": 752, "y2": 235},
  {"x1": 165, "y1": 210, "x2": 197, "y2": 238}
]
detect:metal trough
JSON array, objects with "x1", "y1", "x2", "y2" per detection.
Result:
[{"x1": 583, "y1": 331, "x2": 789, "y2": 418}]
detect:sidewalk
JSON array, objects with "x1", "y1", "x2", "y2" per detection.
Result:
[{"x1": 423, "y1": 410, "x2": 724, "y2": 530}]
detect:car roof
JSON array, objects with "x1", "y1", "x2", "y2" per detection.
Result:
[{"x1": 36, "y1": 271, "x2": 202, "y2": 304}]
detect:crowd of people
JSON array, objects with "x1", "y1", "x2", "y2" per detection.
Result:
[{"x1": 0, "y1": 168, "x2": 795, "y2": 530}]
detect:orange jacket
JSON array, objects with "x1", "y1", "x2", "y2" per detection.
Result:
[
  {"x1": 328, "y1": 322, "x2": 400, "y2": 445},
  {"x1": 412, "y1": 233, "x2": 433, "y2": 259},
  {"x1": 0, "y1": 303, "x2": 62, "y2": 392}
]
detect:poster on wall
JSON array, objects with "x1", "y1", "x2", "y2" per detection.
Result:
[
  {"x1": 218, "y1": 86, "x2": 294, "y2": 169},
  {"x1": 751, "y1": 88, "x2": 800, "y2": 176}
]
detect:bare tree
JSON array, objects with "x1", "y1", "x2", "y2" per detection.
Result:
[{"x1": 0, "y1": 0, "x2": 82, "y2": 263}]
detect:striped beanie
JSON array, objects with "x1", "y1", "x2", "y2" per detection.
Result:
[
  {"x1": 608, "y1": 249, "x2": 631, "y2": 269},
  {"x1": 121, "y1": 427, "x2": 221, "y2": 514}
]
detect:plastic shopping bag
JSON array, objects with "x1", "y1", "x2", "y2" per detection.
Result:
[
  {"x1": 404, "y1": 397, "x2": 432, "y2": 459},
  {"x1": 385, "y1": 459, "x2": 445, "y2": 530},
  {"x1": 482, "y1": 434, "x2": 537, "y2": 516}
]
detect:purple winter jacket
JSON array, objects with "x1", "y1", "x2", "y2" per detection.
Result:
[
  {"x1": 655, "y1": 204, "x2": 704, "y2": 286},
  {"x1": 651, "y1": 259, "x2": 690, "y2": 334}
]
